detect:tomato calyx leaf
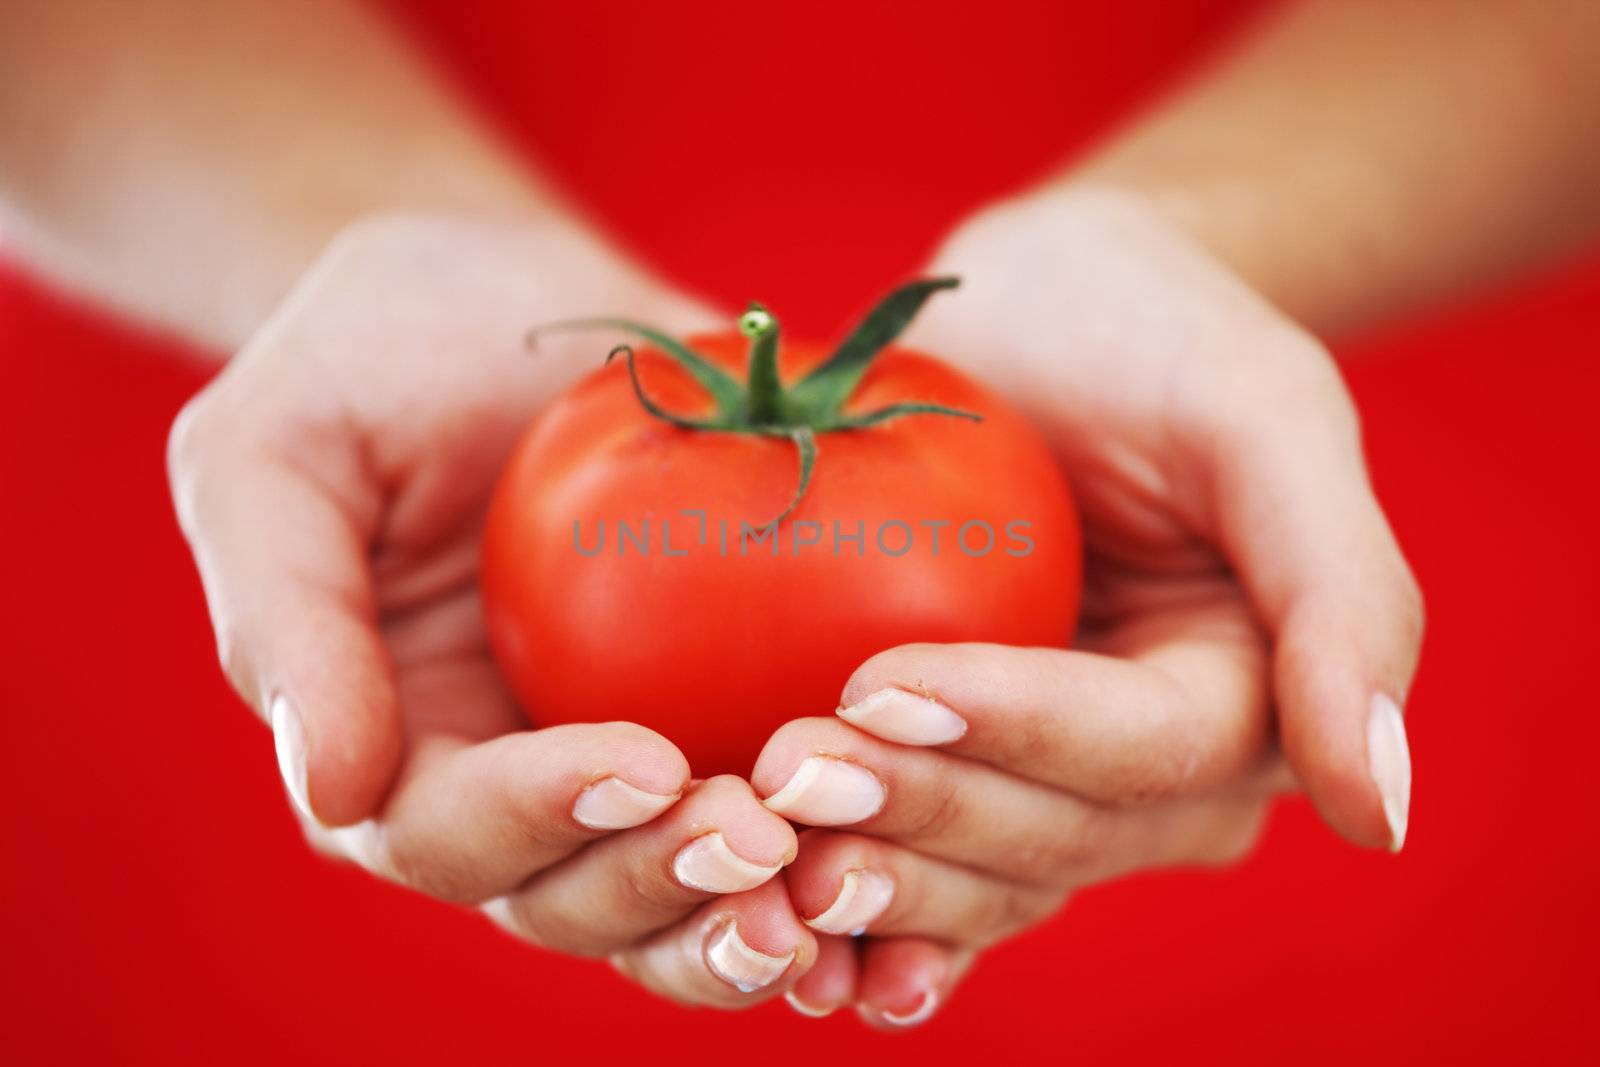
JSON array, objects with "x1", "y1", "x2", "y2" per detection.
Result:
[
  {"x1": 529, "y1": 317, "x2": 746, "y2": 419},
  {"x1": 785, "y1": 277, "x2": 963, "y2": 420},
  {"x1": 605, "y1": 345, "x2": 724, "y2": 431},
  {"x1": 774, "y1": 426, "x2": 816, "y2": 527},
  {"x1": 530, "y1": 277, "x2": 979, "y2": 524},
  {"x1": 822, "y1": 400, "x2": 983, "y2": 430}
]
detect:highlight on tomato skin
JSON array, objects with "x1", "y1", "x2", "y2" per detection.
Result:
[{"x1": 481, "y1": 280, "x2": 1082, "y2": 776}]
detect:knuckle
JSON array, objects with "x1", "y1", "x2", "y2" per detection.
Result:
[
  {"x1": 214, "y1": 626, "x2": 257, "y2": 706},
  {"x1": 528, "y1": 913, "x2": 604, "y2": 957},
  {"x1": 1234, "y1": 341, "x2": 1362, "y2": 449},
  {"x1": 1309, "y1": 370, "x2": 1362, "y2": 441},
  {"x1": 1283, "y1": 337, "x2": 1353, "y2": 406},
  {"x1": 610, "y1": 864, "x2": 688, "y2": 924},
  {"x1": 165, "y1": 383, "x2": 222, "y2": 467},
  {"x1": 687, "y1": 773, "x2": 748, "y2": 802},
  {"x1": 491, "y1": 888, "x2": 625, "y2": 957},
  {"x1": 482, "y1": 745, "x2": 581, "y2": 855},
  {"x1": 503, "y1": 801, "x2": 571, "y2": 862},
  {"x1": 1203, "y1": 805, "x2": 1270, "y2": 867},
  {"x1": 165, "y1": 391, "x2": 223, "y2": 520},
  {"x1": 165, "y1": 395, "x2": 205, "y2": 479},
  {"x1": 901, "y1": 775, "x2": 965, "y2": 845},
  {"x1": 985, "y1": 693, "x2": 1055, "y2": 776},
  {"x1": 1395, "y1": 567, "x2": 1427, "y2": 654},
  {"x1": 380, "y1": 833, "x2": 481, "y2": 904},
  {"x1": 968, "y1": 884, "x2": 1062, "y2": 948},
  {"x1": 406, "y1": 867, "x2": 479, "y2": 905},
  {"x1": 1102, "y1": 716, "x2": 1197, "y2": 805},
  {"x1": 1026, "y1": 808, "x2": 1116, "y2": 885},
  {"x1": 489, "y1": 897, "x2": 561, "y2": 951},
  {"x1": 377, "y1": 837, "x2": 435, "y2": 895},
  {"x1": 1109, "y1": 755, "x2": 1187, "y2": 806}
]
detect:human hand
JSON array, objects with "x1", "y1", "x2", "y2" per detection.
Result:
[
  {"x1": 753, "y1": 186, "x2": 1423, "y2": 1024},
  {"x1": 166, "y1": 212, "x2": 823, "y2": 1008}
]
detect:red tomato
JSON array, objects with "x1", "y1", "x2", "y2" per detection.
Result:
[{"x1": 482, "y1": 287, "x2": 1080, "y2": 776}]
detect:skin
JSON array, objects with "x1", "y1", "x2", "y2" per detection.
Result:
[{"x1": 5, "y1": 0, "x2": 1600, "y2": 1027}]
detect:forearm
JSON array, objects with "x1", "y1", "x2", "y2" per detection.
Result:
[
  {"x1": 0, "y1": 0, "x2": 549, "y2": 352},
  {"x1": 1076, "y1": 0, "x2": 1600, "y2": 336}
]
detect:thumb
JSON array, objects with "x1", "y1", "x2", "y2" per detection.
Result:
[
  {"x1": 1212, "y1": 374, "x2": 1424, "y2": 850},
  {"x1": 167, "y1": 388, "x2": 403, "y2": 827}
]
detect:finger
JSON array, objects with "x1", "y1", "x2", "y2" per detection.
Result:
[
  {"x1": 836, "y1": 615, "x2": 1269, "y2": 804},
  {"x1": 753, "y1": 716, "x2": 1094, "y2": 884},
  {"x1": 1211, "y1": 364, "x2": 1424, "y2": 849},
  {"x1": 168, "y1": 386, "x2": 400, "y2": 827},
  {"x1": 855, "y1": 938, "x2": 976, "y2": 1030},
  {"x1": 610, "y1": 877, "x2": 817, "y2": 1009},
  {"x1": 784, "y1": 934, "x2": 859, "y2": 1019},
  {"x1": 785, "y1": 805, "x2": 1263, "y2": 949},
  {"x1": 784, "y1": 830, "x2": 1065, "y2": 949},
  {"x1": 365, "y1": 722, "x2": 688, "y2": 902},
  {"x1": 755, "y1": 719, "x2": 1271, "y2": 887},
  {"x1": 485, "y1": 775, "x2": 795, "y2": 956}
]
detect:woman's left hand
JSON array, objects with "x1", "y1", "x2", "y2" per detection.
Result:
[{"x1": 749, "y1": 184, "x2": 1424, "y2": 1027}]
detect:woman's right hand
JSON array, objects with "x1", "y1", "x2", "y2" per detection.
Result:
[{"x1": 167, "y1": 212, "x2": 821, "y2": 1008}]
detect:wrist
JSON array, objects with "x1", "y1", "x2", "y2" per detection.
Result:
[{"x1": 1066, "y1": 152, "x2": 1387, "y2": 336}]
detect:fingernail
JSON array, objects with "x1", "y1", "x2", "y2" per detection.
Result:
[
  {"x1": 785, "y1": 991, "x2": 836, "y2": 1018},
  {"x1": 705, "y1": 921, "x2": 794, "y2": 993},
  {"x1": 805, "y1": 869, "x2": 895, "y2": 935},
  {"x1": 571, "y1": 776, "x2": 680, "y2": 830},
  {"x1": 879, "y1": 990, "x2": 939, "y2": 1027},
  {"x1": 269, "y1": 694, "x2": 313, "y2": 820},
  {"x1": 673, "y1": 832, "x2": 783, "y2": 893},
  {"x1": 838, "y1": 688, "x2": 967, "y2": 745},
  {"x1": 1366, "y1": 693, "x2": 1412, "y2": 851},
  {"x1": 762, "y1": 756, "x2": 886, "y2": 825}
]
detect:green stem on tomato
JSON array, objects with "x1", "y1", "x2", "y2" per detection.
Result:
[
  {"x1": 740, "y1": 303, "x2": 785, "y2": 425},
  {"x1": 532, "y1": 277, "x2": 979, "y2": 526}
]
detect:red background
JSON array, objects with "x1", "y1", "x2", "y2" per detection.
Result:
[{"x1": 3, "y1": 1, "x2": 1597, "y2": 1062}]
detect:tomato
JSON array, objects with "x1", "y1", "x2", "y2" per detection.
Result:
[{"x1": 482, "y1": 280, "x2": 1080, "y2": 776}]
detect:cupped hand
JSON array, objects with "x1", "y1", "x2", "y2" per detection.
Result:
[
  {"x1": 167, "y1": 212, "x2": 820, "y2": 1008},
  {"x1": 756, "y1": 186, "x2": 1424, "y2": 1025}
]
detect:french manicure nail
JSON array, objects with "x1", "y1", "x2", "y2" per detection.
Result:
[
  {"x1": 571, "y1": 776, "x2": 680, "y2": 830},
  {"x1": 269, "y1": 694, "x2": 313, "y2": 819},
  {"x1": 762, "y1": 756, "x2": 886, "y2": 825},
  {"x1": 838, "y1": 688, "x2": 967, "y2": 745},
  {"x1": 805, "y1": 869, "x2": 895, "y2": 935},
  {"x1": 1366, "y1": 692, "x2": 1412, "y2": 851},
  {"x1": 705, "y1": 921, "x2": 794, "y2": 993},
  {"x1": 785, "y1": 991, "x2": 835, "y2": 1018},
  {"x1": 880, "y1": 990, "x2": 939, "y2": 1027},
  {"x1": 673, "y1": 832, "x2": 783, "y2": 893}
]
